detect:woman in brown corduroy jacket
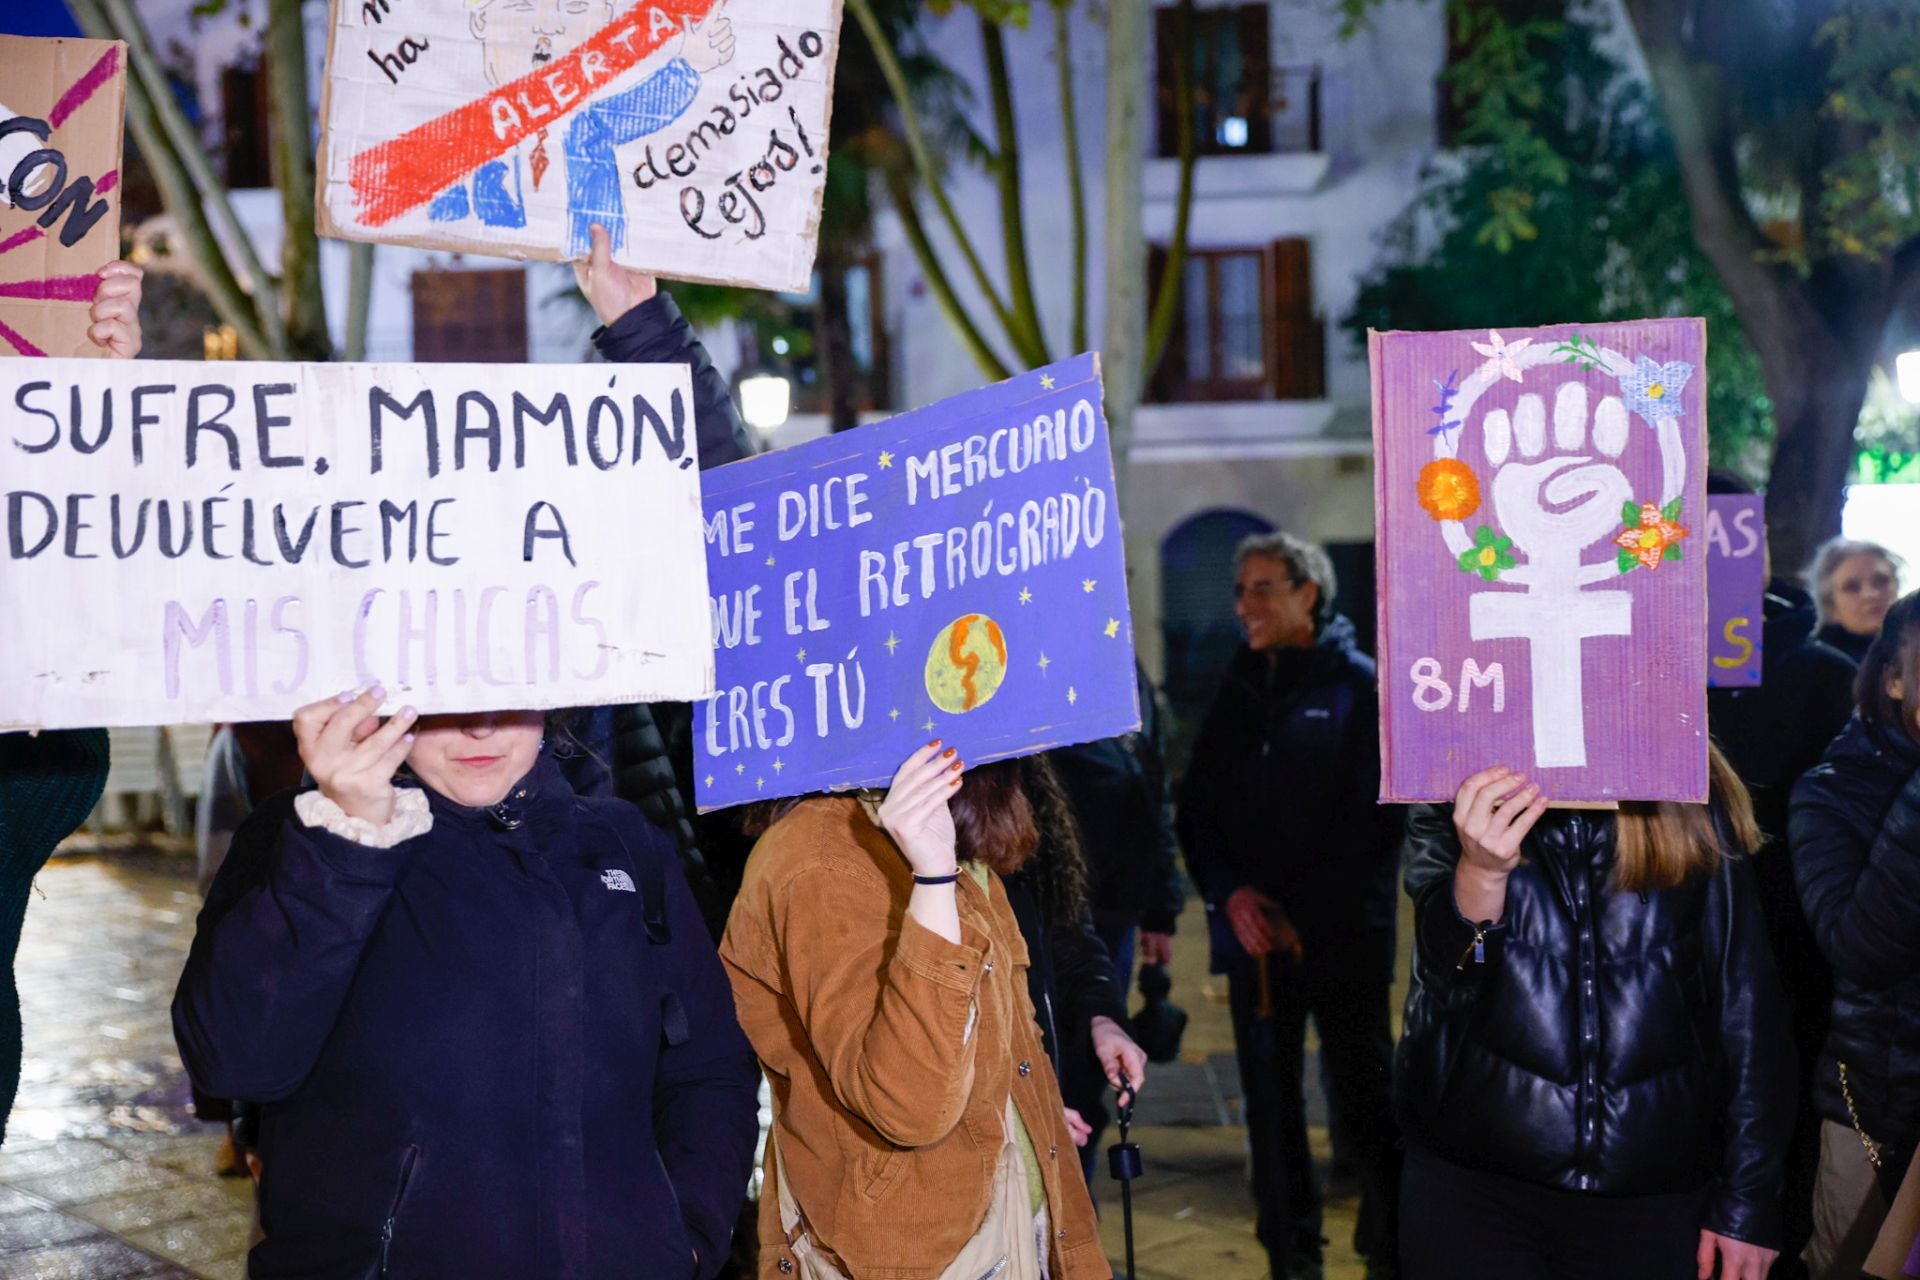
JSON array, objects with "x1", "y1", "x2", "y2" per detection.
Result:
[{"x1": 721, "y1": 742, "x2": 1109, "y2": 1280}]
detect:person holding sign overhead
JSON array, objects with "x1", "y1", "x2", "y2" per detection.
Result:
[
  {"x1": 721, "y1": 746, "x2": 1109, "y2": 1279},
  {"x1": 1396, "y1": 752, "x2": 1793, "y2": 1280},
  {"x1": 173, "y1": 688, "x2": 760, "y2": 1278},
  {"x1": 1, "y1": 261, "x2": 143, "y2": 1152}
]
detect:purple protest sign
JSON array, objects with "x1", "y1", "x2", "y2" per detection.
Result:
[
  {"x1": 1371, "y1": 319, "x2": 1708, "y2": 803},
  {"x1": 694, "y1": 354, "x2": 1139, "y2": 811},
  {"x1": 1706, "y1": 495, "x2": 1765, "y2": 688}
]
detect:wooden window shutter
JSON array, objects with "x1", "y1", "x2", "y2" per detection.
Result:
[
  {"x1": 1237, "y1": 4, "x2": 1274, "y2": 155},
  {"x1": 1268, "y1": 238, "x2": 1323, "y2": 400},
  {"x1": 411, "y1": 270, "x2": 530, "y2": 364},
  {"x1": 1146, "y1": 243, "x2": 1187, "y2": 403}
]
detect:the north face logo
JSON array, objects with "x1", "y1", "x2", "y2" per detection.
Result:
[{"x1": 601, "y1": 869, "x2": 636, "y2": 893}]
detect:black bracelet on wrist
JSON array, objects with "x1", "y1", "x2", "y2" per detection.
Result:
[{"x1": 912, "y1": 870, "x2": 961, "y2": 886}]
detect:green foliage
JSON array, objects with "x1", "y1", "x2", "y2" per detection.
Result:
[
  {"x1": 1343, "y1": 0, "x2": 1775, "y2": 473},
  {"x1": 1855, "y1": 368, "x2": 1920, "y2": 483},
  {"x1": 1815, "y1": 4, "x2": 1920, "y2": 260}
]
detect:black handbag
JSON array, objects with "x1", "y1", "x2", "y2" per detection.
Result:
[{"x1": 1131, "y1": 962, "x2": 1188, "y2": 1063}]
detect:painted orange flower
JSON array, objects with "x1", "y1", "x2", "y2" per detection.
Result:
[
  {"x1": 1416, "y1": 458, "x2": 1482, "y2": 521},
  {"x1": 1612, "y1": 500, "x2": 1690, "y2": 572}
]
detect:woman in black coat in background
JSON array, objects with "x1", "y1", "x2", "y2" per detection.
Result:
[
  {"x1": 1791, "y1": 589, "x2": 1920, "y2": 1278},
  {"x1": 1396, "y1": 748, "x2": 1793, "y2": 1280}
]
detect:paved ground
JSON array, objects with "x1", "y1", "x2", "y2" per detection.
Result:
[{"x1": 1, "y1": 849, "x2": 1403, "y2": 1279}]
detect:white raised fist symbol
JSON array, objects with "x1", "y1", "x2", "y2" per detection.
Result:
[
  {"x1": 1482, "y1": 383, "x2": 1633, "y2": 588},
  {"x1": 1467, "y1": 377, "x2": 1635, "y2": 769}
]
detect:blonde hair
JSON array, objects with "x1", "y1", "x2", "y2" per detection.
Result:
[{"x1": 1612, "y1": 742, "x2": 1757, "y2": 894}]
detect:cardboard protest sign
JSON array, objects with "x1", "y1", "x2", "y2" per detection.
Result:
[
  {"x1": 0, "y1": 36, "x2": 127, "y2": 358},
  {"x1": 1371, "y1": 319, "x2": 1708, "y2": 803},
  {"x1": 0, "y1": 358, "x2": 712, "y2": 730},
  {"x1": 316, "y1": 0, "x2": 841, "y2": 293},
  {"x1": 696, "y1": 354, "x2": 1138, "y2": 811},
  {"x1": 1706, "y1": 494, "x2": 1765, "y2": 688}
]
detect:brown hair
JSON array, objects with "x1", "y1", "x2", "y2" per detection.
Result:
[
  {"x1": 1857, "y1": 590, "x2": 1920, "y2": 739},
  {"x1": 739, "y1": 755, "x2": 1090, "y2": 921},
  {"x1": 1611, "y1": 741, "x2": 1758, "y2": 894}
]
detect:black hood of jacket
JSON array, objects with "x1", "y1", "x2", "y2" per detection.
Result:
[
  {"x1": 1791, "y1": 714, "x2": 1920, "y2": 1170},
  {"x1": 1398, "y1": 804, "x2": 1794, "y2": 1248}
]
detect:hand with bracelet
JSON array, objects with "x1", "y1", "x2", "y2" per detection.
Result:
[{"x1": 877, "y1": 740, "x2": 967, "y2": 943}]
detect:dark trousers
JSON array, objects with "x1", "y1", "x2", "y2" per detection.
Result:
[
  {"x1": 1227, "y1": 957, "x2": 1401, "y2": 1273},
  {"x1": 1400, "y1": 1145, "x2": 1703, "y2": 1280}
]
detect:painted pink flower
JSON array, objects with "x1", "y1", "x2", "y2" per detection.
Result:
[{"x1": 1471, "y1": 329, "x2": 1533, "y2": 383}]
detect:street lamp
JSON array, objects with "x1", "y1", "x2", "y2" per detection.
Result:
[
  {"x1": 738, "y1": 371, "x2": 793, "y2": 430},
  {"x1": 1897, "y1": 350, "x2": 1920, "y2": 405}
]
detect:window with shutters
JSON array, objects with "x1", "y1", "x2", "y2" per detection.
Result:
[
  {"x1": 1154, "y1": 5, "x2": 1321, "y2": 158},
  {"x1": 410, "y1": 269, "x2": 529, "y2": 364},
  {"x1": 220, "y1": 58, "x2": 273, "y2": 190},
  {"x1": 1147, "y1": 240, "x2": 1326, "y2": 403}
]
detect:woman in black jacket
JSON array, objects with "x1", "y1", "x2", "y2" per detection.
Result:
[
  {"x1": 174, "y1": 689, "x2": 760, "y2": 1279},
  {"x1": 1790, "y1": 589, "x2": 1920, "y2": 1277},
  {"x1": 1397, "y1": 748, "x2": 1792, "y2": 1280},
  {"x1": 1001, "y1": 755, "x2": 1148, "y2": 1186}
]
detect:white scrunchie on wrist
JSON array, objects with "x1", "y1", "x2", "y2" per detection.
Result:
[{"x1": 293, "y1": 787, "x2": 433, "y2": 849}]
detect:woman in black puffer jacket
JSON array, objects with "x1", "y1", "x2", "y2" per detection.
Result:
[
  {"x1": 1790, "y1": 589, "x2": 1920, "y2": 1277},
  {"x1": 1397, "y1": 747, "x2": 1793, "y2": 1280}
]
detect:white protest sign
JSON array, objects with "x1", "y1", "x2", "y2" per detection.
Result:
[
  {"x1": 0, "y1": 358, "x2": 712, "y2": 730},
  {"x1": 316, "y1": 0, "x2": 842, "y2": 292}
]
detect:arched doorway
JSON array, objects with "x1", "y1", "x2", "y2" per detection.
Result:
[{"x1": 1159, "y1": 508, "x2": 1275, "y2": 766}]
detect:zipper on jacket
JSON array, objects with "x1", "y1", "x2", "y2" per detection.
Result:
[
  {"x1": 379, "y1": 1145, "x2": 420, "y2": 1278},
  {"x1": 1456, "y1": 923, "x2": 1489, "y2": 971}
]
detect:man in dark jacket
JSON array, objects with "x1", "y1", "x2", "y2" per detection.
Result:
[
  {"x1": 1049, "y1": 661, "x2": 1186, "y2": 987},
  {"x1": 558, "y1": 225, "x2": 759, "y2": 936},
  {"x1": 1177, "y1": 532, "x2": 1403, "y2": 1280}
]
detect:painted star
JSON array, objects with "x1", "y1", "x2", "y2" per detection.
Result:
[
  {"x1": 772, "y1": 758, "x2": 785, "y2": 775},
  {"x1": 923, "y1": 717, "x2": 937, "y2": 735},
  {"x1": 889, "y1": 708, "x2": 901, "y2": 721},
  {"x1": 1081, "y1": 578, "x2": 1096, "y2": 593},
  {"x1": 796, "y1": 648, "x2": 808, "y2": 663},
  {"x1": 735, "y1": 763, "x2": 746, "y2": 775},
  {"x1": 877, "y1": 450, "x2": 895, "y2": 469},
  {"x1": 765, "y1": 554, "x2": 776, "y2": 568},
  {"x1": 756, "y1": 777, "x2": 765, "y2": 791},
  {"x1": 1067, "y1": 686, "x2": 1079, "y2": 705},
  {"x1": 1037, "y1": 652, "x2": 1052, "y2": 674},
  {"x1": 1103, "y1": 618, "x2": 1120, "y2": 638},
  {"x1": 1018, "y1": 587, "x2": 1033, "y2": 605},
  {"x1": 1040, "y1": 374, "x2": 1056, "y2": 390},
  {"x1": 704, "y1": 774, "x2": 715, "y2": 788},
  {"x1": 884, "y1": 631, "x2": 901, "y2": 655}
]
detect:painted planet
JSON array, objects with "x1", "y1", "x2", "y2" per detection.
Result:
[{"x1": 924, "y1": 614, "x2": 1010, "y2": 714}]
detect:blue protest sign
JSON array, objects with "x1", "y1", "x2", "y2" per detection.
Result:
[{"x1": 696, "y1": 353, "x2": 1139, "y2": 810}]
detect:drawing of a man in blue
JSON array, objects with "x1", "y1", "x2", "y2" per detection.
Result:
[{"x1": 429, "y1": 0, "x2": 736, "y2": 257}]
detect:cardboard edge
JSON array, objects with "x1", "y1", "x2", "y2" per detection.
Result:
[
  {"x1": 1367, "y1": 328, "x2": 1393, "y2": 805},
  {"x1": 313, "y1": 0, "x2": 344, "y2": 242}
]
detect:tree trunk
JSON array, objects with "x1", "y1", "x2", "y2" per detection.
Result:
[
  {"x1": 1102, "y1": 0, "x2": 1148, "y2": 509},
  {"x1": 267, "y1": 0, "x2": 329, "y2": 359},
  {"x1": 817, "y1": 249, "x2": 862, "y2": 433}
]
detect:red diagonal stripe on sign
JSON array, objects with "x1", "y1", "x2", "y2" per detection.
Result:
[
  {"x1": 0, "y1": 225, "x2": 45, "y2": 257},
  {"x1": 347, "y1": 0, "x2": 716, "y2": 228},
  {"x1": 0, "y1": 274, "x2": 100, "y2": 302},
  {"x1": 0, "y1": 318, "x2": 47, "y2": 357},
  {"x1": 48, "y1": 45, "x2": 122, "y2": 128}
]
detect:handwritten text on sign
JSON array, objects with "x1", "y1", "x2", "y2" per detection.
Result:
[
  {"x1": 696, "y1": 354, "x2": 1139, "y2": 810},
  {"x1": 0, "y1": 358, "x2": 712, "y2": 729},
  {"x1": 1370, "y1": 319, "x2": 1709, "y2": 803},
  {"x1": 1706, "y1": 494, "x2": 1765, "y2": 688},
  {"x1": 317, "y1": 0, "x2": 843, "y2": 293}
]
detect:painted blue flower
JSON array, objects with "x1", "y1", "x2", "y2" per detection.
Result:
[{"x1": 1618, "y1": 356, "x2": 1694, "y2": 423}]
